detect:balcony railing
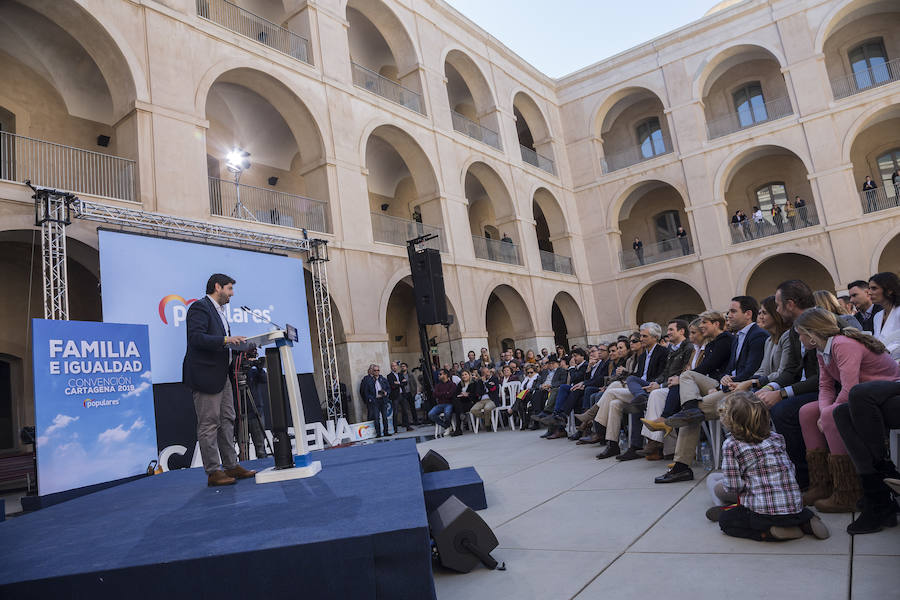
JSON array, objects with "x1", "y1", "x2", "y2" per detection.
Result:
[
  {"x1": 352, "y1": 62, "x2": 424, "y2": 114},
  {"x1": 860, "y1": 186, "x2": 900, "y2": 214},
  {"x1": 208, "y1": 176, "x2": 328, "y2": 232},
  {"x1": 472, "y1": 235, "x2": 521, "y2": 266},
  {"x1": 601, "y1": 138, "x2": 673, "y2": 174},
  {"x1": 831, "y1": 58, "x2": 900, "y2": 100},
  {"x1": 540, "y1": 250, "x2": 573, "y2": 275},
  {"x1": 0, "y1": 131, "x2": 136, "y2": 202},
  {"x1": 371, "y1": 212, "x2": 446, "y2": 251},
  {"x1": 728, "y1": 206, "x2": 819, "y2": 245},
  {"x1": 520, "y1": 145, "x2": 556, "y2": 175},
  {"x1": 619, "y1": 237, "x2": 694, "y2": 270},
  {"x1": 197, "y1": 0, "x2": 311, "y2": 64},
  {"x1": 706, "y1": 96, "x2": 793, "y2": 140},
  {"x1": 451, "y1": 111, "x2": 501, "y2": 150}
]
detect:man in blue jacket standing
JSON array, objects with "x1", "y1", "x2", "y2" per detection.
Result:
[
  {"x1": 360, "y1": 364, "x2": 392, "y2": 437},
  {"x1": 183, "y1": 273, "x2": 257, "y2": 487}
]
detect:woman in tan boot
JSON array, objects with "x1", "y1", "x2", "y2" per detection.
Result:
[{"x1": 794, "y1": 308, "x2": 900, "y2": 512}]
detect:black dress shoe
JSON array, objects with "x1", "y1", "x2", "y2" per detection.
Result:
[
  {"x1": 450, "y1": 429, "x2": 463, "y2": 437},
  {"x1": 596, "y1": 442, "x2": 620, "y2": 459},
  {"x1": 568, "y1": 431, "x2": 583, "y2": 441},
  {"x1": 654, "y1": 467, "x2": 694, "y2": 484},
  {"x1": 537, "y1": 413, "x2": 559, "y2": 426},
  {"x1": 616, "y1": 447, "x2": 642, "y2": 461}
]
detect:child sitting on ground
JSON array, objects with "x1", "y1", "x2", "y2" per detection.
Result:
[{"x1": 705, "y1": 391, "x2": 830, "y2": 541}]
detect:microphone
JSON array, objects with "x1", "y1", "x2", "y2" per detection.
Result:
[{"x1": 240, "y1": 305, "x2": 283, "y2": 330}]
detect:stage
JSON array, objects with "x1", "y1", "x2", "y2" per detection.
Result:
[{"x1": 0, "y1": 439, "x2": 436, "y2": 599}]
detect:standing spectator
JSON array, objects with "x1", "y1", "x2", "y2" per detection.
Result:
[
  {"x1": 794, "y1": 196, "x2": 810, "y2": 227},
  {"x1": 388, "y1": 361, "x2": 414, "y2": 432},
  {"x1": 706, "y1": 392, "x2": 830, "y2": 542},
  {"x1": 676, "y1": 226, "x2": 690, "y2": 255},
  {"x1": 794, "y1": 308, "x2": 900, "y2": 513},
  {"x1": 848, "y1": 279, "x2": 882, "y2": 333},
  {"x1": 463, "y1": 350, "x2": 480, "y2": 372},
  {"x1": 862, "y1": 176, "x2": 879, "y2": 212},
  {"x1": 771, "y1": 204, "x2": 784, "y2": 233},
  {"x1": 399, "y1": 362, "x2": 419, "y2": 425},
  {"x1": 739, "y1": 209, "x2": 752, "y2": 240},
  {"x1": 360, "y1": 364, "x2": 391, "y2": 438},
  {"x1": 752, "y1": 206, "x2": 765, "y2": 237},
  {"x1": 428, "y1": 369, "x2": 458, "y2": 434},
  {"x1": 869, "y1": 272, "x2": 900, "y2": 360},
  {"x1": 892, "y1": 168, "x2": 900, "y2": 205},
  {"x1": 785, "y1": 198, "x2": 797, "y2": 229},
  {"x1": 731, "y1": 210, "x2": 743, "y2": 240},
  {"x1": 633, "y1": 236, "x2": 644, "y2": 265},
  {"x1": 500, "y1": 232, "x2": 513, "y2": 244}
]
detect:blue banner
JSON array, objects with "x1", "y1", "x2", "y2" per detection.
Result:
[
  {"x1": 32, "y1": 319, "x2": 158, "y2": 495},
  {"x1": 98, "y1": 230, "x2": 313, "y2": 384}
]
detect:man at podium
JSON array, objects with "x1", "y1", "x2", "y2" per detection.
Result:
[{"x1": 182, "y1": 273, "x2": 258, "y2": 487}]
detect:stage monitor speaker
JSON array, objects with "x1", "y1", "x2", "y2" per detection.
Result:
[
  {"x1": 428, "y1": 495, "x2": 499, "y2": 573},
  {"x1": 410, "y1": 248, "x2": 448, "y2": 325},
  {"x1": 421, "y1": 449, "x2": 450, "y2": 473}
]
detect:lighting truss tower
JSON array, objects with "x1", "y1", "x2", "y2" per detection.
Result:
[
  {"x1": 29, "y1": 184, "x2": 343, "y2": 420},
  {"x1": 30, "y1": 182, "x2": 76, "y2": 320},
  {"x1": 308, "y1": 238, "x2": 343, "y2": 421}
]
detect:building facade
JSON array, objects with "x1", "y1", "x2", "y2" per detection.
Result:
[{"x1": 0, "y1": 0, "x2": 898, "y2": 448}]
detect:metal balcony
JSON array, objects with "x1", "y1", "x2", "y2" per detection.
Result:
[
  {"x1": 860, "y1": 186, "x2": 900, "y2": 215},
  {"x1": 600, "y1": 138, "x2": 673, "y2": 174},
  {"x1": 540, "y1": 250, "x2": 573, "y2": 274},
  {"x1": 831, "y1": 58, "x2": 900, "y2": 100},
  {"x1": 451, "y1": 111, "x2": 501, "y2": 150},
  {"x1": 208, "y1": 176, "x2": 328, "y2": 232},
  {"x1": 706, "y1": 96, "x2": 793, "y2": 140},
  {"x1": 520, "y1": 144, "x2": 556, "y2": 175},
  {"x1": 197, "y1": 0, "x2": 311, "y2": 64},
  {"x1": 0, "y1": 131, "x2": 136, "y2": 202},
  {"x1": 619, "y1": 237, "x2": 694, "y2": 270},
  {"x1": 472, "y1": 235, "x2": 521, "y2": 265},
  {"x1": 371, "y1": 212, "x2": 445, "y2": 251},
  {"x1": 352, "y1": 62, "x2": 424, "y2": 114},
  {"x1": 728, "y1": 206, "x2": 819, "y2": 245}
]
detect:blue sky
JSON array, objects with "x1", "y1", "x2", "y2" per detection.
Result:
[{"x1": 445, "y1": 0, "x2": 717, "y2": 78}]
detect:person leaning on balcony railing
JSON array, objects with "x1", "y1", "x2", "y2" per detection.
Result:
[
  {"x1": 633, "y1": 237, "x2": 644, "y2": 265},
  {"x1": 771, "y1": 204, "x2": 784, "y2": 233},
  {"x1": 676, "y1": 226, "x2": 690, "y2": 255},
  {"x1": 785, "y1": 199, "x2": 798, "y2": 230},
  {"x1": 893, "y1": 169, "x2": 900, "y2": 203},
  {"x1": 752, "y1": 206, "x2": 766, "y2": 237},
  {"x1": 862, "y1": 176, "x2": 879, "y2": 212}
]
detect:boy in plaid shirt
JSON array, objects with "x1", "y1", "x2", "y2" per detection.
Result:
[{"x1": 706, "y1": 392, "x2": 830, "y2": 541}]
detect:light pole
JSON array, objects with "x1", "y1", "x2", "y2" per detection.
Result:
[{"x1": 225, "y1": 148, "x2": 255, "y2": 221}]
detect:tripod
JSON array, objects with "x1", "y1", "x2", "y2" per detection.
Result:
[{"x1": 235, "y1": 360, "x2": 274, "y2": 461}]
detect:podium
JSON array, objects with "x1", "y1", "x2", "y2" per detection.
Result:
[{"x1": 239, "y1": 327, "x2": 321, "y2": 483}]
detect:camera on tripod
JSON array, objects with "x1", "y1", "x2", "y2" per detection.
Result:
[{"x1": 233, "y1": 348, "x2": 270, "y2": 460}]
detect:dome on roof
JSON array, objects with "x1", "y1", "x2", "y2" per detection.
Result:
[{"x1": 705, "y1": 0, "x2": 744, "y2": 16}]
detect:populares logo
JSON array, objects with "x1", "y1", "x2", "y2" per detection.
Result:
[
  {"x1": 158, "y1": 295, "x2": 198, "y2": 326},
  {"x1": 158, "y1": 294, "x2": 275, "y2": 327}
]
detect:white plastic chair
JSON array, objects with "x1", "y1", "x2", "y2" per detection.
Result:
[
  {"x1": 890, "y1": 429, "x2": 899, "y2": 467},
  {"x1": 491, "y1": 381, "x2": 522, "y2": 432},
  {"x1": 701, "y1": 418, "x2": 724, "y2": 469}
]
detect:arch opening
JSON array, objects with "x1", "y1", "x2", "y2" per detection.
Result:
[
  {"x1": 848, "y1": 103, "x2": 900, "y2": 212},
  {"x1": 595, "y1": 88, "x2": 671, "y2": 173},
  {"x1": 635, "y1": 280, "x2": 705, "y2": 327},
  {"x1": 745, "y1": 253, "x2": 835, "y2": 301},
  {"x1": 485, "y1": 285, "x2": 535, "y2": 360},
  {"x1": 466, "y1": 162, "x2": 520, "y2": 264},
  {"x1": 617, "y1": 181, "x2": 692, "y2": 269}
]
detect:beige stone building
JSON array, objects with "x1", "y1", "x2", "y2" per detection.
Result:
[{"x1": 0, "y1": 0, "x2": 898, "y2": 448}]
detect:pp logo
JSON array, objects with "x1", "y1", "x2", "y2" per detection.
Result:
[{"x1": 158, "y1": 295, "x2": 197, "y2": 327}]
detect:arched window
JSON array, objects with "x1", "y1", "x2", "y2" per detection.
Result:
[
  {"x1": 877, "y1": 148, "x2": 900, "y2": 200},
  {"x1": 636, "y1": 117, "x2": 665, "y2": 159},
  {"x1": 755, "y1": 182, "x2": 788, "y2": 212},
  {"x1": 733, "y1": 82, "x2": 767, "y2": 127},
  {"x1": 849, "y1": 39, "x2": 889, "y2": 90}
]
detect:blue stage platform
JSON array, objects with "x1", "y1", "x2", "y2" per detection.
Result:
[{"x1": 0, "y1": 439, "x2": 436, "y2": 599}]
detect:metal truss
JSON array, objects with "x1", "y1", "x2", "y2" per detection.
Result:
[
  {"x1": 308, "y1": 239, "x2": 343, "y2": 421},
  {"x1": 31, "y1": 187, "x2": 342, "y2": 420}
]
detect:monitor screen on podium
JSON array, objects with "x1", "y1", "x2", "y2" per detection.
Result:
[{"x1": 98, "y1": 230, "x2": 314, "y2": 383}]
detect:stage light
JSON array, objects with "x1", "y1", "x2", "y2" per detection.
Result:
[
  {"x1": 225, "y1": 148, "x2": 251, "y2": 173},
  {"x1": 268, "y1": 176, "x2": 278, "y2": 186},
  {"x1": 96, "y1": 135, "x2": 110, "y2": 147}
]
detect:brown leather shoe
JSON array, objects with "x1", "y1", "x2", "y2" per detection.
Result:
[
  {"x1": 576, "y1": 433, "x2": 604, "y2": 445},
  {"x1": 224, "y1": 464, "x2": 257, "y2": 480},
  {"x1": 208, "y1": 470, "x2": 236, "y2": 486},
  {"x1": 547, "y1": 430, "x2": 568, "y2": 439}
]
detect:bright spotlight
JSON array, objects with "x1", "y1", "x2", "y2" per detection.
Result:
[{"x1": 225, "y1": 148, "x2": 251, "y2": 173}]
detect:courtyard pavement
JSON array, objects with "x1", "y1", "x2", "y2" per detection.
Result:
[{"x1": 415, "y1": 427, "x2": 900, "y2": 600}]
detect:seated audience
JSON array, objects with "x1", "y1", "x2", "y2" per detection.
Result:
[
  {"x1": 794, "y1": 308, "x2": 900, "y2": 512},
  {"x1": 449, "y1": 369, "x2": 482, "y2": 437},
  {"x1": 833, "y1": 380, "x2": 900, "y2": 534},
  {"x1": 869, "y1": 272, "x2": 900, "y2": 359},
  {"x1": 847, "y1": 279, "x2": 881, "y2": 333},
  {"x1": 470, "y1": 366, "x2": 500, "y2": 429},
  {"x1": 428, "y1": 369, "x2": 458, "y2": 433},
  {"x1": 814, "y1": 290, "x2": 863, "y2": 330}
]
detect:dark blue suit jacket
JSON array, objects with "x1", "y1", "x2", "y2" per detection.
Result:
[
  {"x1": 182, "y1": 296, "x2": 231, "y2": 394},
  {"x1": 360, "y1": 374, "x2": 390, "y2": 404},
  {"x1": 727, "y1": 323, "x2": 768, "y2": 382}
]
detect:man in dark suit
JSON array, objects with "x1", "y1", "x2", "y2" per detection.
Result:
[
  {"x1": 360, "y1": 364, "x2": 391, "y2": 437},
  {"x1": 182, "y1": 273, "x2": 256, "y2": 487},
  {"x1": 539, "y1": 347, "x2": 588, "y2": 436},
  {"x1": 388, "y1": 361, "x2": 414, "y2": 432},
  {"x1": 848, "y1": 280, "x2": 882, "y2": 333}
]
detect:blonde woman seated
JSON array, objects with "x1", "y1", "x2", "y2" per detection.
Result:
[{"x1": 794, "y1": 307, "x2": 900, "y2": 512}]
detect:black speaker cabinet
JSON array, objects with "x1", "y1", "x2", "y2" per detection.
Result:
[
  {"x1": 420, "y1": 449, "x2": 450, "y2": 473},
  {"x1": 428, "y1": 495, "x2": 498, "y2": 573},
  {"x1": 410, "y1": 248, "x2": 448, "y2": 325}
]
